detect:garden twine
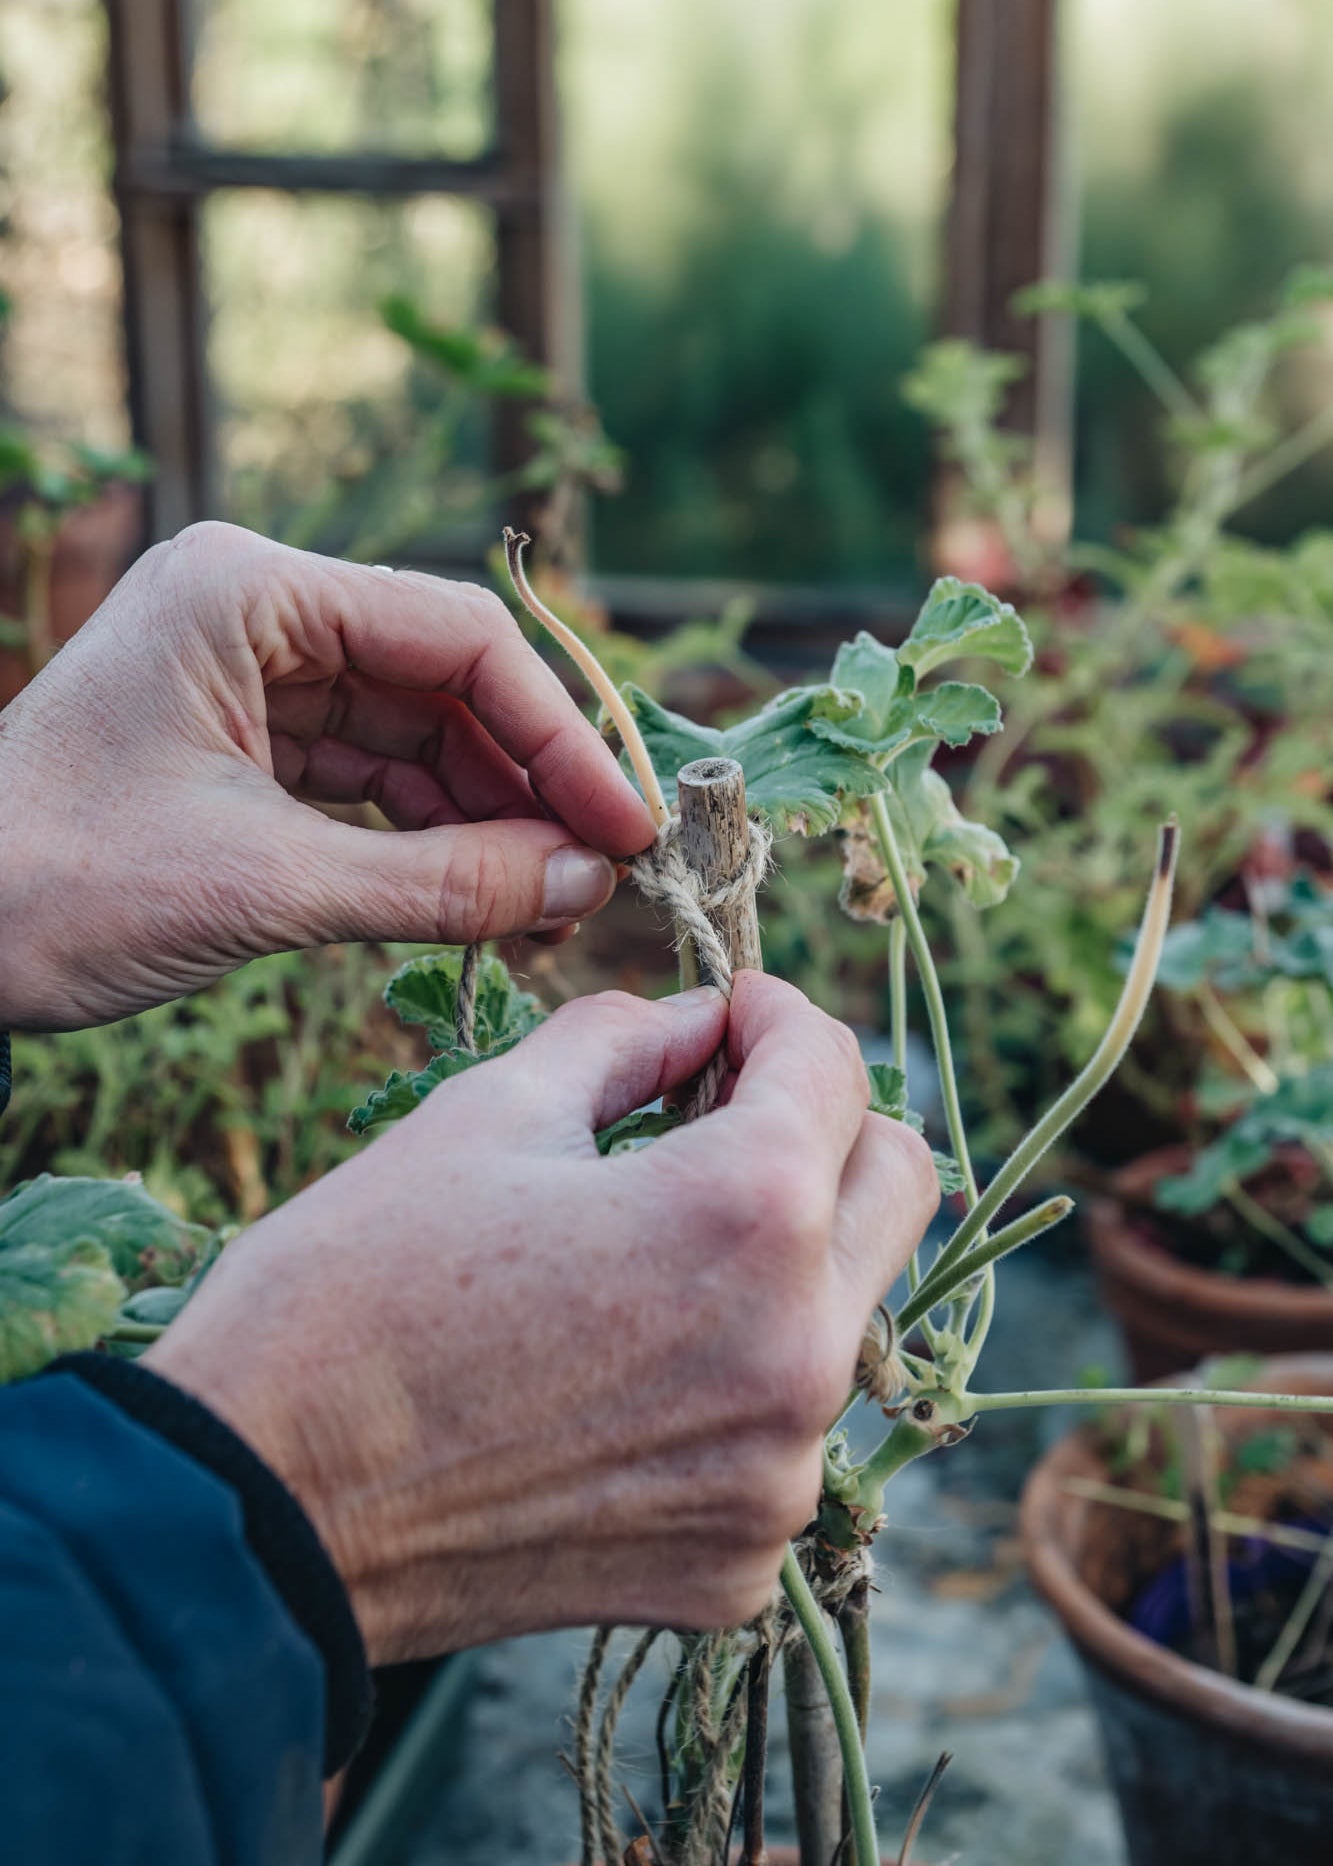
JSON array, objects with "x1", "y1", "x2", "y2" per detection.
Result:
[{"x1": 629, "y1": 812, "x2": 772, "y2": 1121}]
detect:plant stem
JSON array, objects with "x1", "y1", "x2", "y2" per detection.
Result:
[
  {"x1": 889, "y1": 916, "x2": 908, "y2": 1082},
  {"x1": 1230, "y1": 399, "x2": 1333, "y2": 515},
  {"x1": 1060, "y1": 1478, "x2": 1333, "y2": 1557},
  {"x1": 870, "y1": 795, "x2": 978, "y2": 1205},
  {"x1": 1098, "y1": 308, "x2": 1200, "y2": 424},
  {"x1": 106, "y1": 1320, "x2": 165, "y2": 1343},
  {"x1": 968, "y1": 1385, "x2": 1333, "y2": 1416},
  {"x1": 503, "y1": 528, "x2": 670, "y2": 828},
  {"x1": 741, "y1": 1644, "x2": 772, "y2": 1865},
  {"x1": 1196, "y1": 984, "x2": 1279, "y2": 1094},
  {"x1": 780, "y1": 1547, "x2": 878, "y2": 1866},
  {"x1": 1223, "y1": 1181, "x2": 1333, "y2": 1289},
  {"x1": 930, "y1": 820, "x2": 1178, "y2": 1287},
  {"x1": 1253, "y1": 1526, "x2": 1333, "y2": 1692},
  {"x1": 896, "y1": 1751, "x2": 952, "y2": 1866},
  {"x1": 897, "y1": 1195, "x2": 1074, "y2": 1333}
]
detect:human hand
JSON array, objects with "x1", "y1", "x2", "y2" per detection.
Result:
[
  {"x1": 0, "y1": 522, "x2": 655, "y2": 1030},
  {"x1": 146, "y1": 973, "x2": 937, "y2": 1664}
]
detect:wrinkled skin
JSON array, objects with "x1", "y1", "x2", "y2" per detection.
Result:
[
  {"x1": 0, "y1": 520, "x2": 938, "y2": 1658},
  {"x1": 0, "y1": 521, "x2": 654, "y2": 1030},
  {"x1": 150, "y1": 974, "x2": 937, "y2": 1662}
]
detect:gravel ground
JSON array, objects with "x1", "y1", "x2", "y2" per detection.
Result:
[{"x1": 406, "y1": 1219, "x2": 1132, "y2": 1866}]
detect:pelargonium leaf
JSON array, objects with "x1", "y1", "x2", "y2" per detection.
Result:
[
  {"x1": 898, "y1": 578, "x2": 1033, "y2": 681},
  {"x1": 0, "y1": 1174, "x2": 209, "y2": 1294},
  {"x1": 623, "y1": 684, "x2": 890, "y2": 837},
  {"x1": 0, "y1": 1235, "x2": 124, "y2": 1384},
  {"x1": 384, "y1": 949, "x2": 545, "y2": 1053},
  {"x1": 348, "y1": 1044, "x2": 516, "y2": 1135},
  {"x1": 595, "y1": 1108, "x2": 683, "y2": 1156}
]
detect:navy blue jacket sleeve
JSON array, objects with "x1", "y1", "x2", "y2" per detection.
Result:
[{"x1": 0, "y1": 1362, "x2": 372, "y2": 1865}]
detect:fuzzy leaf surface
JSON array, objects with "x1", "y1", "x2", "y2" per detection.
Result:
[
  {"x1": 897, "y1": 578, "x2": 1033, "y2": 680},
  {"x1": 384, "y1": 949, "x2": 546, "y2": 1053},
  {"x1": 623, "y1": 684, "x2": 890, "y2": 835},
  {"x1": 0, "y1": 1174, "x2": 209, "y2": 1292}
]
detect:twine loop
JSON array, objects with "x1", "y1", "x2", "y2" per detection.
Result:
[{"x1": 631, "y1": 812, "x2": 772, "y2": 998}]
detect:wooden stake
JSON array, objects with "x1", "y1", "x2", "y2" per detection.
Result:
[{"x1": 676, "y1": 756, "x2": 763, "y2": 982}]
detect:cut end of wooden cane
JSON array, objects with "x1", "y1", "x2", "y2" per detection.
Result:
[{"x1": 678, "y1": 756, "x2": 744, "y2": 786}]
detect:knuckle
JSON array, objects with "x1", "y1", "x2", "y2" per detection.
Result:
[
  {"x1": 435, "y1": 840, "x2": 519, "y2": 940},
  {"x1": 869, "y1": 1111, "x2": 939, "y2": 1224},
  {"x1": 730, "y1": 1156, "x2": 829, "y2": 1258}
]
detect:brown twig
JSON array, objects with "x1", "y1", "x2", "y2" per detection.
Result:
[
  {"x1": 741, "y1": 1643, "x2": 772, "y2": 1865},
  {"x1": 896, "y1": 1751, "x2": 953, "y2": 1866}
]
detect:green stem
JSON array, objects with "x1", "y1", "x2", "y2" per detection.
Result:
[
  {"x1": 929, "y1": 820, "x2": 1178, "y2": 1288},
  {"x1": 1253, "y1": 1527, "x2": 1333, "y2": 1692},
  {"x1": 1099, "y1": 309, "x2": 1200, "y2": 424},
  {"x1": 1230, "y1": 400, "x2": 1333, "y2": 514},
  {"x1": 106, "y1": 1320, "x2": 165, "y2": 1343},
  {"x1": 889, "y1": 916, "x2": 908, "y2": 1081},
  {"x1": 1223, "y1": 1181, "x2": 1333, "y2": 1290},
  {"x1": 779, "y1": 1547, "x2": 878, "y2": 1866},
  {"x1": 897, "y1": 1195, "x2": 1074, "y2": 1333},
  {"x1": 870, "y1": 795, "x2": 978, "y2": 1204},
  {"x1": 967, "y1": 1385, "x2": 1333, "y2": 1416}
]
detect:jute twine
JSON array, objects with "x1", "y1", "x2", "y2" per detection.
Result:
[{"x1": 629, "y1": 813, "x2": 772, "y2": 1121}]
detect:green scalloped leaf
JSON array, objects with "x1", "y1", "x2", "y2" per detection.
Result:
[
  {"x1": 384, "y1": 949, "x2": 545, "y2": 1054},
  {"x1": 623, "y1": 683, "x2": 890, "y2": 836},
  {"x1": 898, "y1": 579, "x2": 1033, "y2": 680},
  {"x1": 0, "y1": 1175, "x2": 209, "y2": 1293}
]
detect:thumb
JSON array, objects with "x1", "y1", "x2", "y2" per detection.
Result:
[
  {"x1": 274, "y1": 808, "x2": 619, "y2": 945},
  {"x1": 491, "y1": 987, "x2": 729, "y2": 1137}
]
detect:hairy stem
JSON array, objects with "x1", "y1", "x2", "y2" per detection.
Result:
[
  {"x1": 930, "y1": 820, "x2": 1178, "y2": 1288},
  {"x1": 1061, "y1": 1478, "x2": 1333, "y2": 1557},
  {"x1": 870, "y1": 794, "x2": 979, "y2": 1205},
  {"x1": 897, "y1": 1195, "x2": 1075, "y2": 1333},
  {"x1": 780, "y1": 1547, "x2": 878, "y2": 1866},
  {"x1": 1098, "y1": 308, "x2": 1200, "y2": 424}
]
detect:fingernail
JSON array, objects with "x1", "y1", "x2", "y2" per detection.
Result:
[
  {"x1": 666, "y1": 985, "x2": 725, "y2": 1008},
  {"x1": 540, "y1": 848, "x2": 617, "y2": 924}
]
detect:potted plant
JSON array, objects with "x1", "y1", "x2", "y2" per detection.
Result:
[
  {"x1": 903, "y1": 272, "x2": 1333, "y2": 1173},
  {"x1": 1088, "y1": 872, "x2": 1333, "y2": 1377},
  {"x1": 1023, "y1": 1354, "x2": 1333, "y2": 1866}
]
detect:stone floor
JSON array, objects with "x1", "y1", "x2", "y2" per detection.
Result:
[{"x1": 408, "y1": 1219, "x2": 1132, "y2": 1866}]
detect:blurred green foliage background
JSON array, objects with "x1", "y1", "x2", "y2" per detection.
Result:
[{"x1": 5, "y1": 0, "x2": 1333, "y2": 590}]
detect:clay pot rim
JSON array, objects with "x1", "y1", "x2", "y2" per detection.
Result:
[
  {"x1": 1089, "y1": 1146, "x2": 1333, "y2": 1324},
  {"x1": 1020, "y1": 1352, "x2": 1333, "y2": 1765}
]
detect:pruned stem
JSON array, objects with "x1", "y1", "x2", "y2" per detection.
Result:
[
  {"x1": 897, "y1": 1195, "x2": 1074, "y2": 1333},
  {"x1": 741, "y1": 1644, "x2": 771, "y2": 1865},
  {"x1": 503, "y1": 527, "x2": 670, "y2": 827},
  {"x1": 780, "y1": 1547, "x2": 878, "y2": 1866},
  {"x1": 929, "y1": 820, "x2": 1178, "y2": 1288},
  {"x1": 968, "y1": 1385, "x2": 1333, "y2": 1416},
  {"x1": 896, "y1": 1751, "x2": 952, "y2": 1866}
]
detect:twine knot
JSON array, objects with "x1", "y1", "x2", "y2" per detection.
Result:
[
  {"x1": 629, "y1": 813, "x2": 772, "y2": 1123},
  {"x1": 630, "y1": 813, "x2": 773, "y2": 997}
]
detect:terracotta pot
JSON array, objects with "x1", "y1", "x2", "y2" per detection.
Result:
[
  {"x1": 1022, "y1": 1354, "x2": 1333, "y2": 1866},
  {"x1": 1087, "y1": 1148, "x2": 1333, "y2": 1382}
]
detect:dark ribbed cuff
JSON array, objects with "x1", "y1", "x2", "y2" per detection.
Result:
[{"x1": 43, "y1": 1350, "x2": 374, "y2": 1775}]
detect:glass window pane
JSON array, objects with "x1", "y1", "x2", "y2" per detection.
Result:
[
  {"x1": 0, "y1": 0, "x2": 128, "y2": 448},
  {"x1": 567, "y1": 0, "x2": 951, "y2": 591},
  {"x1": 188, "y1": 0, "x2": 493, "y2": 160},
  {"x1": 202, "y1": 190, "x2": 496, "y2": 558},
  {"x1": 1070, "y1": 0, "x2": 1333, "y2": 544}
]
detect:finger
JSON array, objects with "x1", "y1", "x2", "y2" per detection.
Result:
[
  {"x1": 273, "y1": 806, "x2": 621, "y2": 943},
  {"x1": 259, "y1": 552, "x2": 657, "y2": 857},
  {"x1": 707, "y1": 971, "x2": 870, "y2": 1179},
  {"x1": 271, "y1": 732, "x2": 467, "y2": 828},
  {"x1": 486, "y1": 987, "x2": 728, "y2": 1136},
  {"x1": 830, "y1": 1112, "x2": 938, "y2": 1316},
  {"x1": 266, "y1": 675, "x2": 541, "y2": 824}
]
